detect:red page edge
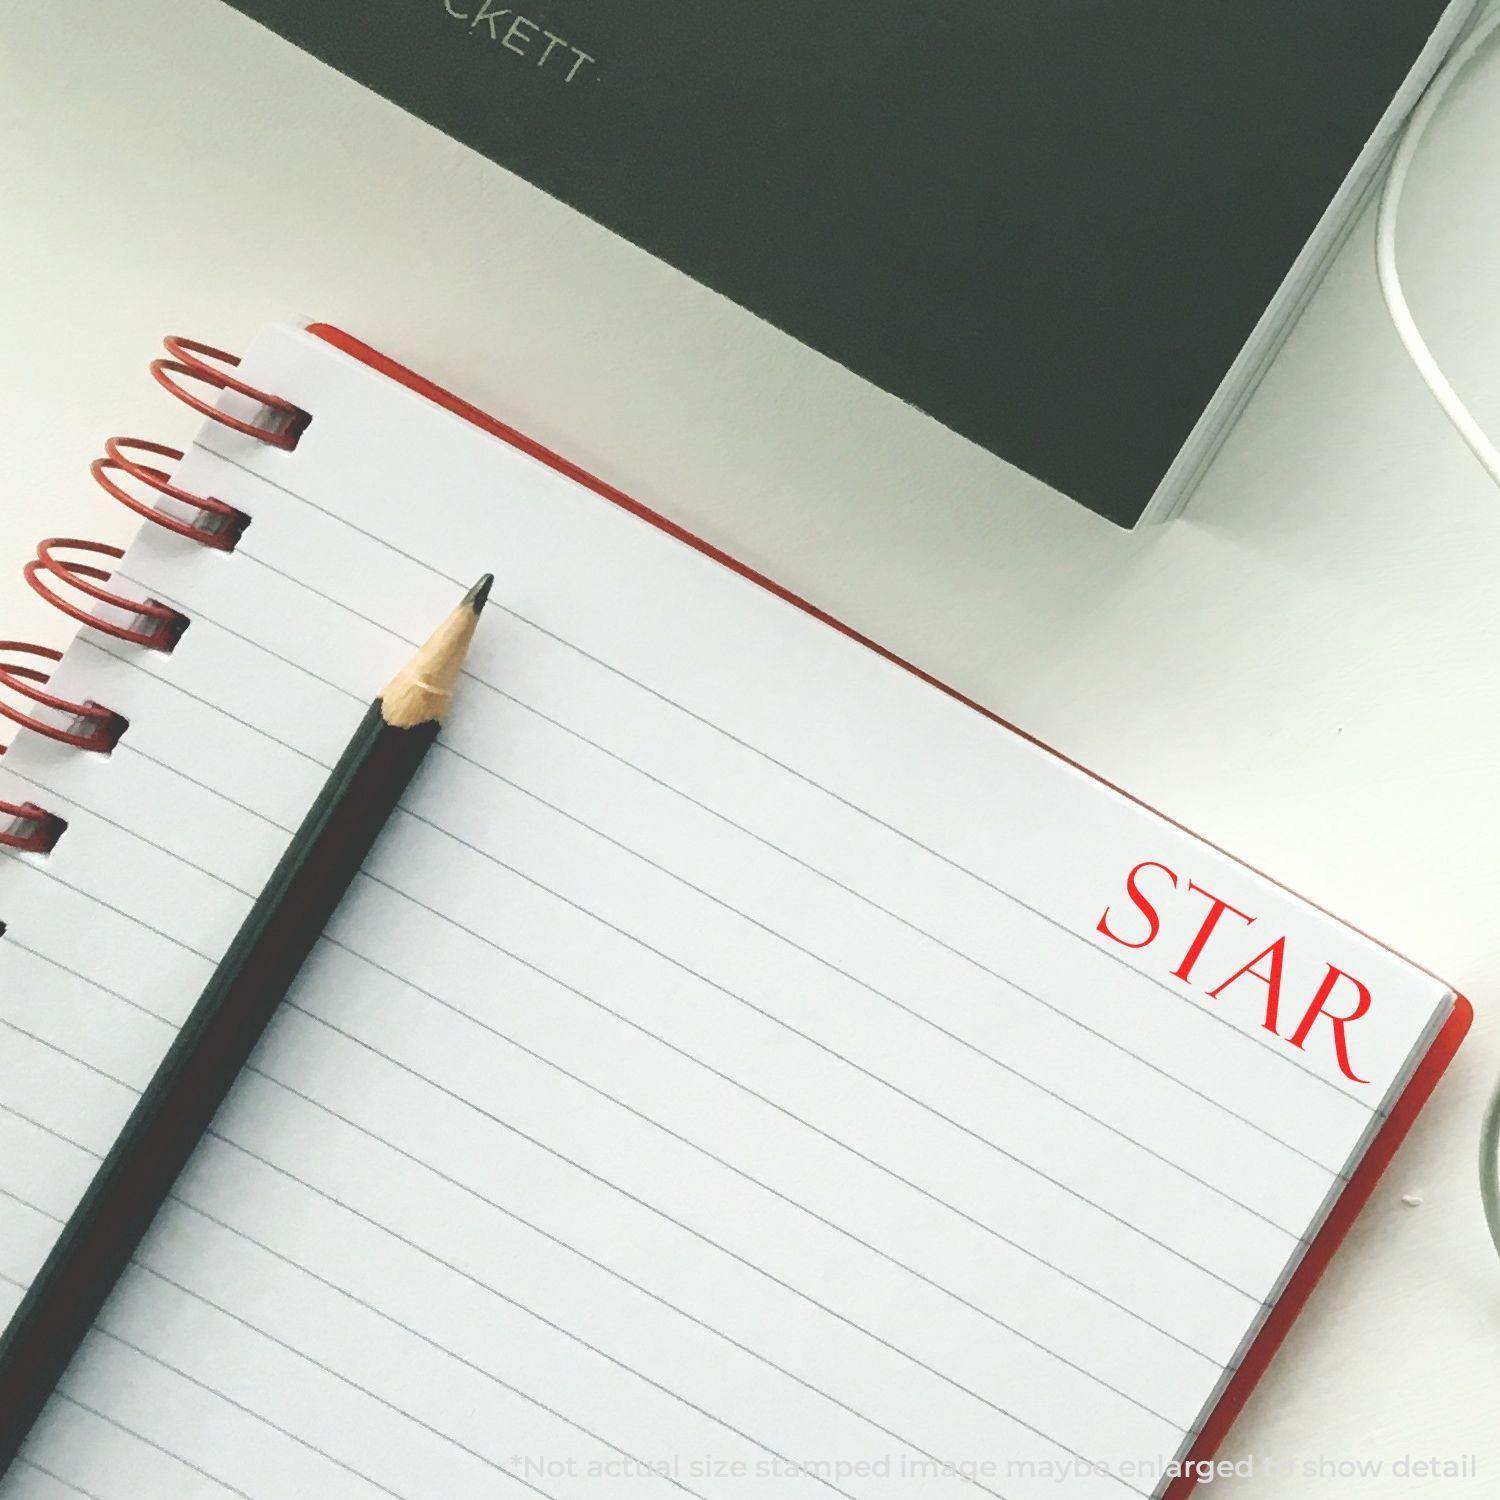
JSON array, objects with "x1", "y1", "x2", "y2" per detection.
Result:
[{"x1": 306, "y1": 321, "x2": 1473, "y2": 1493}]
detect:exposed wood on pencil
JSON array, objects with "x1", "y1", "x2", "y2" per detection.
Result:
[{"x1": 381, "y1": 573, "x2": 494, "y2": 728}]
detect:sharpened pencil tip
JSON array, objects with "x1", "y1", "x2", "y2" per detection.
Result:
[
  {"x1": 464, "y1": 574, "x2": 495, "y2": 615},
  {"x1": 383, "y1": 577, "x2": 492, "y2": 726}
]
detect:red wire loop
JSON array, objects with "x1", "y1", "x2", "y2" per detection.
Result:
[
  {"x1": 150, "y1": 336, "x2": 310, "y2": 450},
  {"x1": 0, "y1": 642, "x2": 127, "y2": 754},
  {"x1": 0, "y1": 780, "x2": 67, "y2": 855},
  {"x1": 23, "y1": 539, "x2": 189, "y2": 653},
  {"x1": 91, "y1": 437, "x2": 249, "y2": 551},
  {"x1": 0, "y1": 333, "x2": 303, "y2": 795}
]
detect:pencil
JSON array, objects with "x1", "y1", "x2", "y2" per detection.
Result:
[{"x1": 0, "y1": 573, "x2": 493, "y2": 1477}]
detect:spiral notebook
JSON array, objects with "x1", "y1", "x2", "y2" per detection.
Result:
[{"x1": 0, "y1": 324, "x2": 1470, "y2": 1500}]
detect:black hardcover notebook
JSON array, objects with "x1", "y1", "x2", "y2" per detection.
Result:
[{"x1": 215, "y1": 3, "x2": 1471, "y2": 521}]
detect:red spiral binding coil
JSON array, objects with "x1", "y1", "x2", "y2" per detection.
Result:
[
  {"x1": 0, "y1": 644, "x2": 79, "y2": 854},
  {"x1": 1, "y1": 336, "x2": 307, "y2": 863},
  {"x1": 0, "y1": 642, "x2": 127, "y2": 755},
  {"x1": 24, "y1": 539, "x2": 189, "y2": 652},
  {"x1": 21, "y1": 333, "x2": 310, "y2": 644},
  {"x1": 0, "y1": 777, "x2": 67, "y2": 855},
  {"x1": 92, "y1": 437, "x2": 249, "y2": 551},
  {"x1": 150, "y1": 336, "x2": 310, "y2": 450}
]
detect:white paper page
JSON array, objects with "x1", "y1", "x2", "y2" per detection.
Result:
[{"x1": 0, "y1": 323, "x2": 1453, "y2": 1500}]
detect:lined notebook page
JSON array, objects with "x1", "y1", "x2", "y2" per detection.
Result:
[{"x1": 0, "y1": 323, "x2": 1452, "y2": 1500}]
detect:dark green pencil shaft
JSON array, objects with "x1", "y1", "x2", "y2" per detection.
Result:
[{"x1": 0, "y1": 700, "x2": 438, "y2": 1475}]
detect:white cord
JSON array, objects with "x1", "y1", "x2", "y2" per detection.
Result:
[
  {"x1": 1378, "y1": 6, "x2": 1500, "y2": 1255},
  {"x1": 1481, "y1": 1076, "x2": 1500, "y2": 1260},
  {"x1": 1376, "y1": 5, "x2": 1500, "y2": 486}
]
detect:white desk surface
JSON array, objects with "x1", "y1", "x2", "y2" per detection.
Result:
[{"x1": 3, "y1": 3, "x2": 1498, "y2": 1494}]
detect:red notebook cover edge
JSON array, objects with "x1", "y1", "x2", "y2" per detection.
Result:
[
  {"x1": 305, "y1": 321, "x2": 1472, "y2": 1490},
  {"x1": 1163, "y1": 992, "x2": 1471, "y2": 1498}
]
